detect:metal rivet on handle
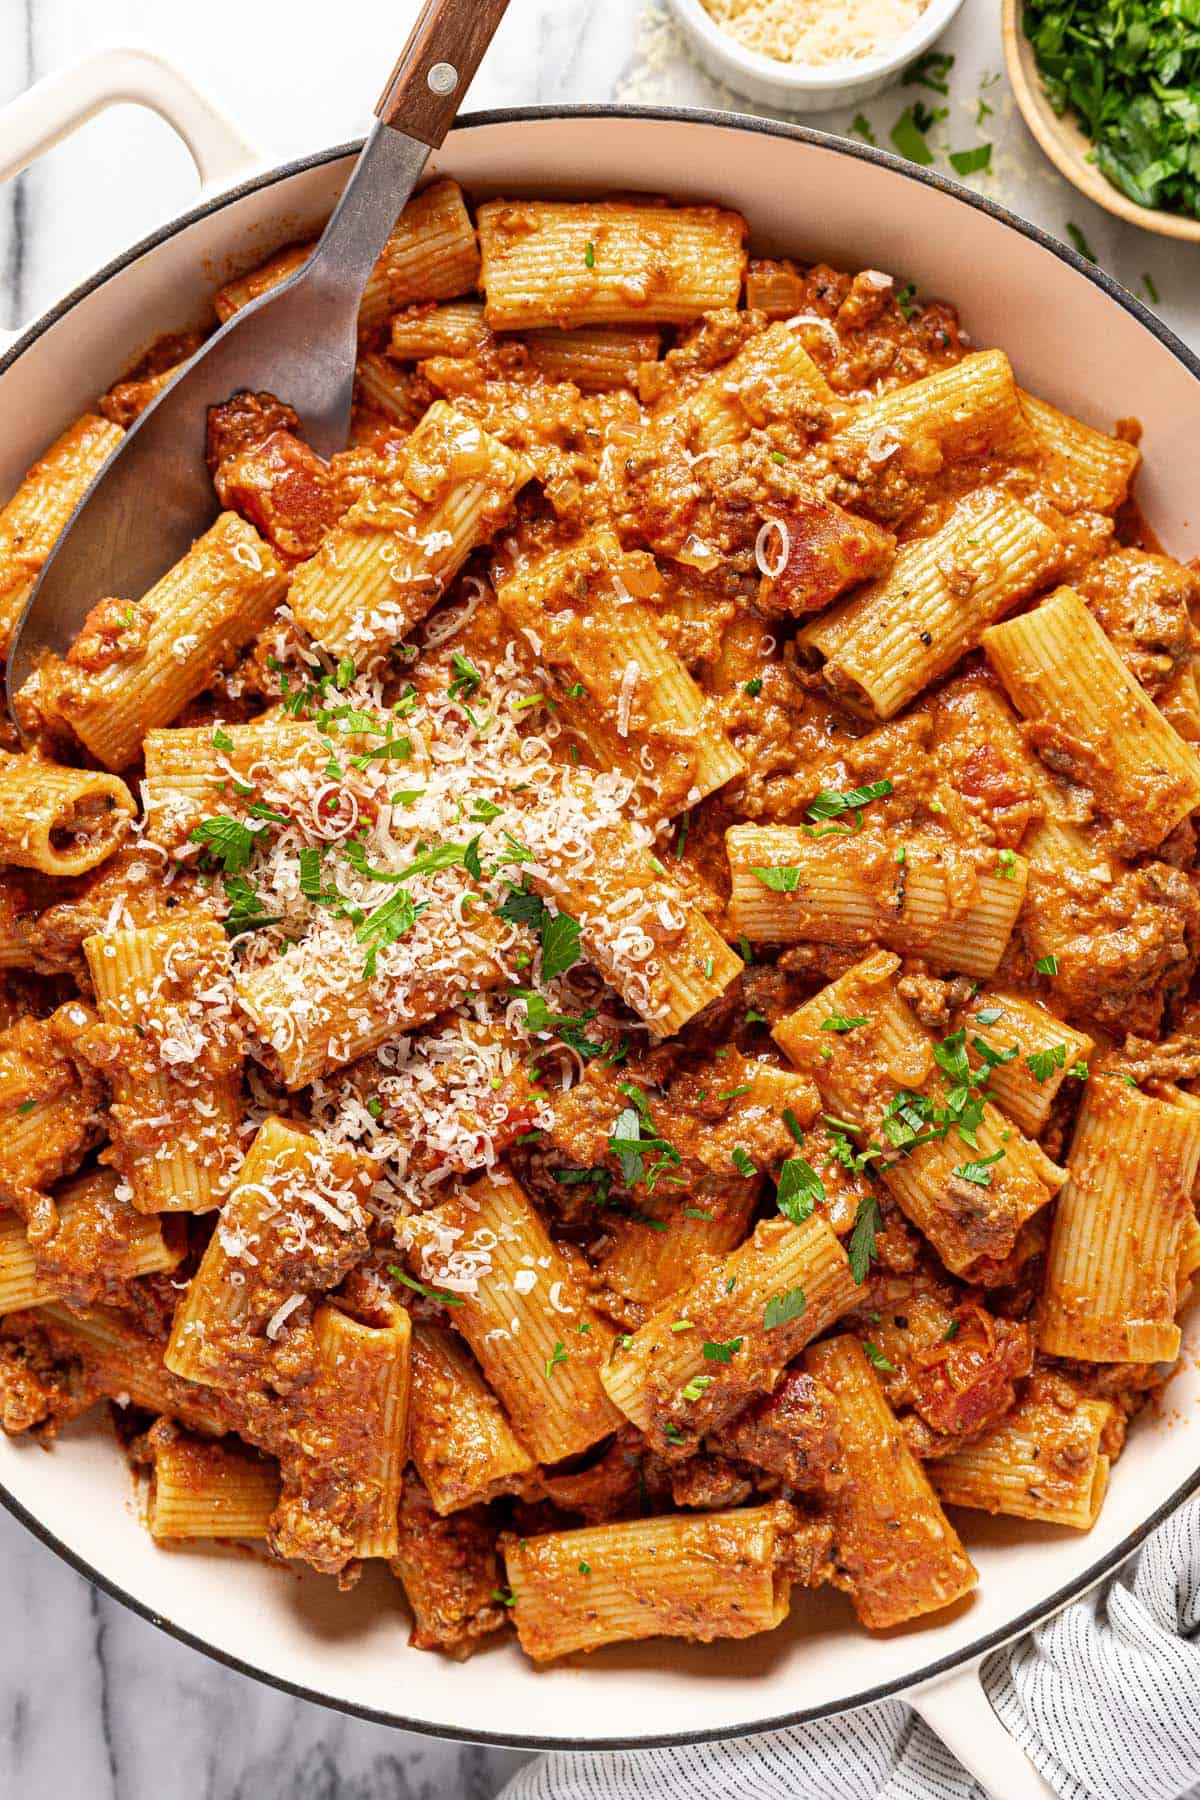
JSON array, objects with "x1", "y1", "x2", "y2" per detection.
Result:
[{"x1": 427, "y1": 62, "x2": 459, "y2": 96}]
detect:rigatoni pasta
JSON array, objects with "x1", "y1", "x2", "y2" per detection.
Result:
[
  {"x1": 1039, "y1": 1076, "x2": 1200, "y2": 1363},
  {"x1": 477, "y1": 198, "x2": 746, "y2": 328},
  {"x1": 1, "y1": 178, "x2": 1195, "y2": 1669},
  {"x1": 984, "y1": 585, "x2": 1200, "y2": 853}
]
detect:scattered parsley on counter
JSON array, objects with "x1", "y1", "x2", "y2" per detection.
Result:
[
  {"x1": 1066, "y1": 222, "x2": 1097, "y2": 262},
  {"x1": 904, "y1": 49, "x2": 954, "y2": 93},
  {"x1": 949, "y1": 143, "x2": 993, "y2": 177}
]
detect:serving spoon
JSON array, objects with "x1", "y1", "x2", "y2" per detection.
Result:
[{"x1": 5, "y1": 0, "x2": 511, "y2": 711}]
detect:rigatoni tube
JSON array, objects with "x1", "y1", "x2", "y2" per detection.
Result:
[
  {"x1": 930, "y1": 1383, "x2": 1115, "y2": 1529},
  {"x1": 478, "y1": 198, "x2": 746, "y2": 330},
  {"x1": 502, "y1": 1503, "x2": 795, "y2": 1661},
  {"x1": 726, "y1": 825, "x2": 1026, "y2": 979},
  {"x1": 0, "y1": 751, "x2": 133, "y2": 877},
  {"x1": 984, "y1": 585, "x2": 1200, "y2": 853},
  {"x1": 795, "y1": 488, "x2": 1062, "y2": 720},
  {"x1": 600, "y1": 1213, "x2": 859, "y2": 1454},
  {"x1": 1039, "y1": 1074, "x2": 1200, "y2": 1362},
  {"x1": 407, "y1": 1171, "x2": 623, "y2": 1465}
]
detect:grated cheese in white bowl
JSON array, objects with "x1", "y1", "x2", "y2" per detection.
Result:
[{"x1": 698, "y1": 0, "x2": 928, "y2": 66}]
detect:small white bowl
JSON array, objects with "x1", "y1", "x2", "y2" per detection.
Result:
[{"x1": 665, "y1": 0, "x2": 966, "y2": 114}]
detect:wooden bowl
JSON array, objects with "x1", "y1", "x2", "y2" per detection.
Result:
[{"x1": 1001, "y1": 0, "x2": 1200, "y2": 244}]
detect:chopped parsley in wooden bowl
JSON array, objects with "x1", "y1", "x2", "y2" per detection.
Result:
[{"x1": 1002, "y1": 0, "x2": 1200, "y2": 241}]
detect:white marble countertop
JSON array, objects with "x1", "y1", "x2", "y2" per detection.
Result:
[{"x1": 2, "y1": 1, "x2": 1200, "y2": 1795}]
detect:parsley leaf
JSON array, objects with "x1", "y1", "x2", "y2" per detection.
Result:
[
  {"x1": 905, "y1": 48, "x2": 954, "y2": 93},
  {"x1": 848, "y1": 1192, "x2": 883, "y2": 1284},
  {"x1": 949, "y1": 143, "x2": 993, "y2": 176},
  {"x1": 703, "y1": 1336, "x2": 744, "y2": 1363},
  {"x1": 189, "y1": 816, "x2": 259, "y2": 874},
  {"x1": 821, "y1": 1012, "x2": 867, "y2": 1033},
  {"x1": 752, "y1": 865, "x2": 800, "y2": 892},
  {"x1": 802, "y1": 780, "x2": 892, "y2": 838},
  {"x1": 863, "y1": 1339, "x2": 895, "y2": 1371},
  {"x1": 954, "y1": 1148, "x2": 1006, "y2": 1187},
  {"x1": 1026, "y1": 1043, "x2": 1067, "y2": 1084},
  {"x1": 763, "y1": 1286, "x2": 807, "y2": 1331},
  {"x1": 539, "y1": 908, "x2": 582, "y2": 981},
  {"x1": 388, "y1": 1265, "x2": 464, "y2": 1307},
  {"x1": 776, "y1": 1157, "x2": 824, "y2": 1224}
]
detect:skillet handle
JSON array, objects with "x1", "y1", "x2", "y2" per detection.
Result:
[
  {"x1": 376, "y1": 0, "x2": 511, "y2": 146},
  {"x1": 0, "y1": 45, "x2": 260, "y2": 354},
  {"x1": 910, "y1": 1660, "x2": 1057, "y2": 1800}
]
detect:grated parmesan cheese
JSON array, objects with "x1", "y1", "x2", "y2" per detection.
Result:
[{"x1": 698, "y1": 0, "x2": 929, "y2": 65}]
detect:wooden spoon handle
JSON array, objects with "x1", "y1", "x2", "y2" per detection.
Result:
[{"x1": 376, "y1": 0, "x2": 511, "y2": 146}]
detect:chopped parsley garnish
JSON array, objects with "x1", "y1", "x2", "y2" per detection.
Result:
[
  {"x1": 545, "y1": 1341, "x2": 569, "y2": 1378},
  {"x1": 608, "y1": 1084, "x2": 681, "y2": 1193},
  {"x1": 848, "y1": 1192, "x2": 883, "y2": 1284},
  {"x1": 17, "y1": 1100, "x2": 35, "y2": 1115},
  {"x1": 1070, "y1": 1059, "x2": 1090, "y2": 1080},
  {"x1": 670, "y1": 1319, "x2": 695, "y2": 1333},
  {"x1": 221, "y1": 874, "x2": 282, "y2": 940},
  {"x1": 335, "y1": 656, "x2": 356, "y2": 689},
  {"x1": 663, "y1": 1424, "x2": 686, "y2": 1445},
  {"x1": 703, "y1": 1337, "x2": 743, "y2": 1363},
  {"x1": 683, "y1": 1207, "x2": 714, "y2": 1220},
  {"x1": 1120, "y1": 1073, "x2": 1140, "y2": 1089},
  {"x1": 763, "y1": 1286, "x2": 807, "y2": 1331},
  {"x1": 681, "y1": 1374, "x2": 713, "y2": 1402},
  {"x1": 388, "y1": 1265, "x2": 464, "y2": 1307},
  {"x1": 496, "y1": 883, "x2": 581, "y2": 981},
  {"x1": 447, "y1": 652, "x2": 482, "y2": 701},
  {"x1": 731, "y1": 1145, "x2": 756, "y2": 1177},
  {"x1": 578, "y1": 1561, "x2": 591, "y2": 1575},
  {"x1": 782, "y1": 1107, "x2": 805, "y2": 1145},
  {"x1": 744, "y1": 675, "x2": 763, "y2": 696},
  {"x1": 802, "y1": 779, "x2": 892, "y2": 838},
  {"x1": 189, "y1": 815, "x2": 259, "y2": 874},
  {"x1": 895, "y1": 282, "x2": 918, "y2": 319},
  {"x1": 584, "y1": 241, "x2": 596, "y2": 268},
  {"x1": 975, "y1": 1006, "x2": 1004, "y2": 1026},
  {"x1": 211, "y1": 727, "x2": 234, "y2": 752},
  {"x1": 995, "y1": 847, "x2": 1018, "y2": 878},
  {"x1": 356, "y1": 889, "x2": 426, "y2": 978},
  {"x1": 539, "y1": 908, "x2": 583, "y2": 981},
  {"x1": 943, "y1": 1318, "x2": 961, "y2": 1342},
  {"x1": 776, "y1": 1156, "x2": 824, "y2": 1224},
  {"x1": 1026, "y1": 1043, "x2": 1067, "y2": 1084},
  {"x1": 821, "y1": 1012, "x2": 867, "y2": 1033},
  {"x1": 675, "y1": 810, "x2": 691, "y2": 859},
  {"x1": 491, "y1": 1586, "x2": 517, "y2": 1607},
  {"x1": 1036, "y1": 953, "x2": 1060, "y2": 976},
  {"x1": 752, "y1": 864, "x2": 800, "y2": 892},
  {"x1": 863, "y1": 1340, "x2": 895, "y2": 1371},
  {"x1": 954, "y1": 1148, "x2": 1006, "y2": 1187}
]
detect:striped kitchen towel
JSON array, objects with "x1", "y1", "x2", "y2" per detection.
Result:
[{"x1": 500, "y1": 1493, "x2": 1200, "y2": 1800}]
